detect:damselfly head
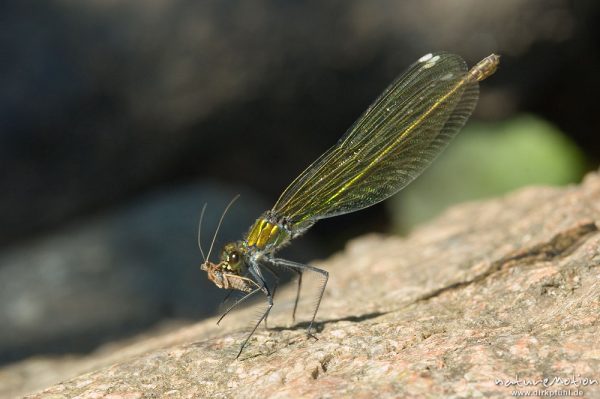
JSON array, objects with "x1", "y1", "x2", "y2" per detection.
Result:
[
  {"x1": 200, "y1": 242, "x2": 247, "y2": 288},
  {"x1": 219, "y1": 242, "x2": 245, "y2": 273}
]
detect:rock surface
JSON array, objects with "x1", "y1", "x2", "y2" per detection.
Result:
[{"x1": 3, "y1": 172, "x2": 600, "y2": 398}]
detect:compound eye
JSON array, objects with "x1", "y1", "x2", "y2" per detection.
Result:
[{"x1": 229, "y1": 251, "x2": 240, "y2": 265}]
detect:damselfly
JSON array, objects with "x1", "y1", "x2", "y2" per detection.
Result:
[{"x1": 200, "y1": 52, "x2": 499, "y2": 357}]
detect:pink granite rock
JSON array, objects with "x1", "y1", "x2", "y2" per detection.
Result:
[{"x1": 4, "y1": 172, "x2": 600, "y2": 398}]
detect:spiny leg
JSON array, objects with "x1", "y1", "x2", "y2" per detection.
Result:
[
  {"x1": 236, "y1": 264, "x2": 273, "y2": 358},
  {"x1": 217, "y1": 286, "x2": 261, "y2": 326},
  {"x1": 261, "y1": 262, "x2": 281, "y2": 299},
  {"x1": 268, "y1": 258, "x2": 328, "y2": 339},
  {"x1": 221, "y1": 289, "x2": 235, "y2": 305},
  {"x1": 291, "y1": 269, "x2": 302, "y2": 322},
  {"x1": 260, "y1": 262, "x2": 281, "y2": 329},
  {"x1": 264, "y1": 261, "x2": 303, "y2": 322},
  {"x1": 216, "y1": 274, "x2": 261, "y2": 325}
]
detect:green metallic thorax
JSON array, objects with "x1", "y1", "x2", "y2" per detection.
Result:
[{"x1": 245, "y1": 217, "x2": 290, "y2": 251}]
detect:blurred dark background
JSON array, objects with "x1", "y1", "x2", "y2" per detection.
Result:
[{"x1": 1, "y1": 0, "x2": 598, "y2": 368}]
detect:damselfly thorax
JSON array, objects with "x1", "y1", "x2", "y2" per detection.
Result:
[
  {"x1": 199, "y1": 53, "x2": 500, "y2": 358},
  {"x1": 200, "y1": 211, "x2": 308, "y2": 292}
]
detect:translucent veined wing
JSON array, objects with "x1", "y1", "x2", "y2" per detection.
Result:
[{"x1": 272, "y1": 53, "x2": 497, "y2": 227}]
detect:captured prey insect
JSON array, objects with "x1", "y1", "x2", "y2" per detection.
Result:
[{"x1": 200, "y1": 52, "x2": 500, "y2": 358}]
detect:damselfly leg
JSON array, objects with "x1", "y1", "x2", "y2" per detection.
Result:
[
  {"x1": 216, "y1": 263, "x2": 304, "y2": 331},
  {"x1": 261, "y1": 261, "x2": 304, "y2": 322},
  {"x1": 217, "y1": 277, "x2": 261, "y2": 326},
  {"x1": 236, "y1": 264, "x2": 274, "y2": 358},
  {"x1": 259, "y1": 262, "x2": 281, "y2": 328},
  {"x1": 266, "y1": 258, "x2": 328, "y2": 338}
]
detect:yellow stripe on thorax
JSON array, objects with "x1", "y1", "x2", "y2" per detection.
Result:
[{"x1": 246, "y1": 218, "x2": 287, "y2": 250}]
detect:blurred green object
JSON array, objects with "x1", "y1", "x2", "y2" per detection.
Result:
[{"x1": 389, "y1": 114, "x2": 588, "y2": 233}]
